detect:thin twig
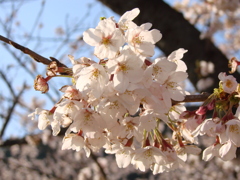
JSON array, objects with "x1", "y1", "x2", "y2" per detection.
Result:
[
  {"x1": 0, "y1": 71, "x2": 16, "y2": 97},
  {"x1": 24, "y1": 0, "x2": 45, "y2": 45},
  {"x1": 0, "y1": 83, "x2": 27, "y2": 139},
  {"x1": 0, "y1": 70, "x2": 35, "y2": 113},
  {"x1": 0, "y1": 38, "x2": 60, "y2": 103}
]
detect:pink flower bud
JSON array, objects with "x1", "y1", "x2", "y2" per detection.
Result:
[
  {"x1": 34, "y1": 75, "x2": 50, "y2": 93},
  {"x1": 207, "y1": 100, "x2": 215, "y2": 110},
  {"x1": 196, "y1": 106, "x2": 208, "y2": 115}
]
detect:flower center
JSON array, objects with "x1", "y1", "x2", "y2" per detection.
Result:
[
  {"x1": 167, "y1": 81, "x2": 177, "y2": 90},
  {"x1": 225, "y1": 79, "x2": 233, "y2": 88},
  {"x1": 153, "y1": 65, "x2": 162, "y2": 75},
  {"x1": 91, "y1": 68, "x2": 100, "y2": 79},
  {"x1": 109, "y1": 100, "x2": 119, "y2": 109},
  {"x1": 118, "y1": 63, "x2": 130, "y2": 73},
  {"x1": 132, "y1": 34, "x2": 143, "y2": 45},
  {"x1": 144, "y1": 149, "x2": 153, "y2": 159},
  {"x1": 229, "y1": 124, "x2": 240, "y2": 134},
  {"x1": 101, "y1": 36, "x2": 111, "y2": 46}
]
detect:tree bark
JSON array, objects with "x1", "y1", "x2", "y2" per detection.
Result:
[{"x1": 97, "y1": 0, "x2": 239, "y2": 92}]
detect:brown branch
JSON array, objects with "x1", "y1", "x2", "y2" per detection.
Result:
[
  {"x1": 0, "y1": 35, "x2": 51, "y2": 65},
  {"x1": 0, "y1": 35, "x2": 67, "y2": 68},
  {"x1": 0, "y1": 39, "x2": 61, "y2": 103},
  {"x1": 182, "y1": 92, "x2": 210, "y2": 102},
  {"x1": 172, "y1": 92, "x2": 211, "y2": 105}
]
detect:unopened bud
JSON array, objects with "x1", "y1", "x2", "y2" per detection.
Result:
[
  {"x1": 196, "y1": 106, "x2": 208, "y2": 115},
  {"x1": 207, "y1": 100, "x2": 215, "y2": 110},
  {"x1": 34, "y1": 75, "x2": 50, "y2": 93}
]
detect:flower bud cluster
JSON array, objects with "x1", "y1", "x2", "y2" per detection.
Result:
[{"x1": 182, "y1": 72, "x2": 240, "y2": 161}]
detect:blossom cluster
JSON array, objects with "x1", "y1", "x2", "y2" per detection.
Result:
[{"x1": 29, "y1": 8, "x2": 240, "y2": 174}]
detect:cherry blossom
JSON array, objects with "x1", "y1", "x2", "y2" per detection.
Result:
[
  {"x1": 219, "y1": 140, "x2": 237, "y2": 161},
  {"x1": 62, "y1": 133, "x2": 85, "y2": 152},
  {"x1": 53, "y1": 99, "x2": 83, "y2": 128},
  {"x1": 150, "y1": 57, "x2": 177, "y2": 84},
  {"x1": 131, "y1": 146, "x2": 165, "y2": 172},
  {"x1": 192, "y1": 118, "x2": 218, "y2": 137},
  {"x1": 175, "y1": 144, "x2": 201, "y2": 162},
  {"x1": 218, "y1": 72, "x2": 238, "y2": 94},
  {"x1": 115, "y1": 146, "x2": 134, "y2": 168},
  {"x1": 118, "y1": 8, "x2": 139, "y2": 32},
  {"x1": 83, "y1": 18, "x2": 125, "y2": 59},
  {"x1": 76, "y1": 63, "x2": 108, "y2": 102},
  {"x1": 163, "y1": 71, "x2": 188, "y2": 102},
  {"x1": 59, "y1": 85, "x2": 82, "y2": 101},
  {"x1": 167, "y1": 48, "x2": 188, "y2": 72},
  {"x1": 106, "y1": 46, "x2": 144, "y2": 93},
  {"x1": 202, "y1": 143, "x2": 221, "y2": 161},
  {"x1": 35, "y1": 108, "x2": 53, "y2": 130},
  {"x1": 125, "y1": 23, "x2": 162, "y2": 57},
  {"x1": 30, "y1": 108, "x2": 60, "y2": 136},
  {"x1": 226, "y1": 119, "x2": 240, "y2": 146},
  {"x1": 168, "y1": 104, "x2": 186, "y2": 122}
]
